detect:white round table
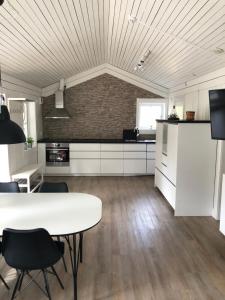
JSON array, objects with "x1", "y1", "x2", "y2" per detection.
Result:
[{"x1": 0, "y1": 192, "x2": 102, "y2": 300}]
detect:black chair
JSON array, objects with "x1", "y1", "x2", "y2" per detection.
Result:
[
  {"x1": 0, "y1": 241, "x2": 9, "y2": 290},
  {"x1": 38, "y1": 182, "x2": 69, "y2": 271},
  {"x1": 39, "y1": 182, "x2": 69, "y2": 193},
  {"x1": 0, "y1": 182, "x2": 20, "y2": 193},
  {"x1": 2, "y1": 228, "x2": 64, "y2": 300}
]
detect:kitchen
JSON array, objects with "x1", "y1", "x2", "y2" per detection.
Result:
[{"x1": 1, "y1": 1, "x2": 225, "y2": 300}]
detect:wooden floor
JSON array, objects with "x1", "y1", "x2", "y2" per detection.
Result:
[{"x1": 1, "y1": 176, "x2": 225, "y2": 299}]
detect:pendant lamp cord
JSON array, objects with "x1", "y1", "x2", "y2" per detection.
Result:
[{"x1": 0, "y1": 64, "x2": 5, "y2": 114}]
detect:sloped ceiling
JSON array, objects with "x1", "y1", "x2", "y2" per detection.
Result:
[{"x1": 0, "y1": 0, "x2": 225, "y2": 89}]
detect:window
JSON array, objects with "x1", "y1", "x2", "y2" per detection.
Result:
[{"x1": 136, "y1": 99, "x2": 166, "y2": 133}]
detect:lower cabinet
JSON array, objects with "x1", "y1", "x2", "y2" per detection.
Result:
[
  {"x1": 101, "y1": 159, "x2": 123, "y2": 174},
  {"x1": 124, "y1": 159, "x2": 146, "y2": 174},
  {"x1": 147, "y1": 160, "x2": 155, "y2": 174},
  {"x1": 70, "y1": 159, "x2": 101, "y2": 174},
  {"x1": 155, "y1": 168, "x2": 176, "y2": 209}
]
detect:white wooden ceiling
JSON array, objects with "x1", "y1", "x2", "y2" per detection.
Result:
[{"x1": 0, "y1": 0, "x2": 225, "y2": 89}]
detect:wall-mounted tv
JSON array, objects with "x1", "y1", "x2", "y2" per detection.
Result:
[{"x1": 209, "y1": 89, "x2": 225, "y2": 140}]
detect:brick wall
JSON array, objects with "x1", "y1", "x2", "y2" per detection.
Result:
[{"x1": 42, "y1": 74, "x2": 161, "y2": 139}]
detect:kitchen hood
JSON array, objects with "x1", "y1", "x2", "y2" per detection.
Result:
[{"x1": 45, "y1": 80, "x2": 70, "y2": 119}]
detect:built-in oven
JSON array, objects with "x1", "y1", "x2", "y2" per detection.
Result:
[{"x1": 46, "y1": 143, "x2": 70, "y2": 166}]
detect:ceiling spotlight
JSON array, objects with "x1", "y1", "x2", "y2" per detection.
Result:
[
  {"x1": 213, "y1": 47, "x2": 225, "y2": 55},
  {"x1": 0, "y1": 0, "x2": 4, "y2": 6},
  {"x1": 128, "y1": 15, "x2": 137, "y2": 24},
  {"x1": 134, "y1": 49, "x2": 151, "y2": 72}
]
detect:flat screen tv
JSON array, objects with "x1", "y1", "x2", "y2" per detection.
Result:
[{"x1": 209, "y1": 89, "x2": 225, "y2": 140}]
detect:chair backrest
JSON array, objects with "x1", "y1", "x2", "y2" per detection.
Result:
[
  {"x1": 39, "y1": 182, "x2": 69, "y2": 193},
  {"x1": 2, "y1": 228, "x2": 62, "y2": 270},
  {"x1": 0, "y1": 182, "x2": 20, "y2": 193}
]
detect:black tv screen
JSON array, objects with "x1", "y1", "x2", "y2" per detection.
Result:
[{"x1": 209, "y1": 89, "x2": 225, "y2": 140}]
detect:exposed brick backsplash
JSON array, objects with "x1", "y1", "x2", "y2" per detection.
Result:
[{"x1": 42, "y1": 74, "x2": 161, "y2": 139}]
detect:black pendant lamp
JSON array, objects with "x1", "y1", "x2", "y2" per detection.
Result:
[{"x1": 0, "y1": 67, "x2": 26, "y2": 144}]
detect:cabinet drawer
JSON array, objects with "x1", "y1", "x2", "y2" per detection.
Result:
[
  {"x1": 161, "y1": 154, "x2": 168, "y2": 166},
  {"x1": 123, "y1": 144, "x2": 146, "y2": 151},
  {"x1": 124, "y1": 159, "x2": 146, "y2": 174},
  {"x1": 147, "y1": 152, "x2": 155, "y2": 159},
  {"x1": 70, "y1": 151, "x2": 100, "y2": 159},
  {"x1": 45, "y1": 166, "x2": 70, "y2": 174},
  {"x1": 101, "y1": 144, "x2": 123, "y2": 151},
  {"x1": 70, "y1": 143, "x2": 100, "y2": 151},
  {"x1": 155, "y1": 169, "x2": 176, "y2": 209},
  {"x1": 147, "y1": 160, "x2": 155, "y2": 174},
  {"x1": 124, "y1": 152, "x2": 146, "y2": 159},
  {"x1": 101, "y1": 159, "x2": 123, "y2": 174},
  {"x1": 147, "y1": 144, "x2": 156, "y2": 152},
  {"x1": 70, "y1": 159, "x2": 100, "y2": 174},
  {"x1": 101, "y1": 152, "x2": 123, "y2": 159}
]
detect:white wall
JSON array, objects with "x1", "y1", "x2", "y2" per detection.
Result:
[
  {"x1": 169, "y1": 67, "x2": 225, "y2": 220},
  {"x1": 169, "y1": 67, "x2": 225, "y2": 119},
  {"x1": 0, "y1": 73, "x2": 42, "y2": 179}
]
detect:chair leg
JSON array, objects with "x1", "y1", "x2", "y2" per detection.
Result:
[
  {"x1": 57, "y1": 236, "x2": 67, "y2": 272},
  {"x1": 11, "y1": 272, "x2": 22, "y2": 300},
  {"x1": 79, "y1": 233, "x2": 83, "y2": 263},
  {"x1": 0, "y1": 273, "x2": 10, "y2": 290},
  {"x1": 18, "y1": 271, "x2": 24, "y2": 291},
  {"x1": 42, "y1": 269, "x2": 52, "y2": 300},
  {"x1": 51, "y1": 266, "x2": 64, "y2": 290}
]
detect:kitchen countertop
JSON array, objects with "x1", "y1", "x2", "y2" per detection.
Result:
[
  {"x1": 37, "y1": 138, "x2": 156, "y2": 144},
  {"x1": 156, "y1": 119, "x2": 210, "y2": 123}
]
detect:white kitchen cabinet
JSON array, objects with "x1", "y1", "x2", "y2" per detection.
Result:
[
  {"x1": 70, "y1": 151, "x2": 101, "y2": 159},
  {"x1": 155, "y1": 122, "x2": 217, "y2": 216},
  {"x1": 101, "y1": 152, "x2": 123, "y2": 159},
  {"x1": 124, "y1": 152, "x2": 146, "y2": 159},
  {"x1": 147, "y1": 152, "x2": 155, "y2": 159},
  {"x1": 147, "y1": 160, "x2": 155, "y2": 175},
  {"x1": 124, "y1": 159, "x2": 146, "y2": 174},
  {"x1": 101, "y1": 159, "x2": 123, "y2": 174},
  {"x1": 37, "y1": 143, "x2": 46, "y2": 172},
  {"x1": 101, "y1": 144, "x2": 123, "y2": 151},
  {"x1": 147, "y1": 144, "x2": 156, "y2": 152},
  {"x1": 38, "y1": 142, "x2": 155, "y2": 176},
  {"x1": 70, "y1": 143, "x2": 100, "y2": 151},
  {"x1": 155, "y1": 168, "x2": 176, "y2": 208},
  {"x1": 70, "y1": 159, "x2": 100, "y2": 174},
  {"x1": 123, "y1": 144, "x2": 146, "y2": 151}
]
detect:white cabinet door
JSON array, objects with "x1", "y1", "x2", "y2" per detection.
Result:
[
  {"x1": 147, "y1": 144, "x2": 156, "y2": 152},
  {"x1": 166, "y1": 124, "x2": 178, "y2": 185},
  {"x1": 124, "y1": 152, "x2": 146, "y2": 159},
  {"x1": 70, "y1": 143, "x2": 100, "y2": 151},
  {"x1": 101, "y1": 159, "x2": 123, "y2": 174},
  {"x1": 155, "y1": 123, "x2": 163, "y2": 171},
  {"x1": 70, "y1": 151, "x2": 101, "y2": 159},
  {"x1": 101, "y1": 152, "x2": 123, "y2": 159},
  {"x1": 147, "y1": 152, "x2": 155, "y2": 159},
  {"x1": 155, "y1": 169, "x2": 176, "y2": 209},
  {"x1": 124, "y1": 159, "x2": 146, "y2": 174},
  {"x1": 70, "y1": 159, "x2": 100, "y2": 174},
  {"x1": 123, "y1": 144, "x2": 146, "y2": 151},
  {"x1": 37, "y1": 144, "x2": 46, "y2": 172},
  {"x1": 101, "y1": 144, "x2": 123, "y2": 151},
  {"x1": 147, "y1": 160, "x2": 155, "y2": 174}
]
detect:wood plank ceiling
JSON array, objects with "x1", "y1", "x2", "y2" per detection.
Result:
[{"x1": 0, "y1": 0, "x2": 225, "y2": 89}]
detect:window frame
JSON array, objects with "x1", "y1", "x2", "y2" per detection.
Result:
[{"x1": 136, "y1": 98, "x2": 167, "y2": 134}]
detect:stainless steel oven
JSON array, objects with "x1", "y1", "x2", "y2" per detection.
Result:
[{"x1": 46, "y1": 143, "x2": 69, "y2": 166}]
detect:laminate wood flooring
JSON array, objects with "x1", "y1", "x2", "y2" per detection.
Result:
[{"x1": 1, "y1": 176, "x2": 225, "y2": 300}]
